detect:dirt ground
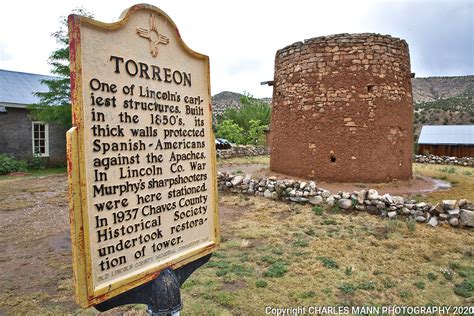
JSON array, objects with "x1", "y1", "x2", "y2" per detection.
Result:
[
  {"x1": 0, "y1": 173, "x2": 261, "y2": 314},
  {"x1": 0, "y1": 163, "x2": 465, "y2": 314}
]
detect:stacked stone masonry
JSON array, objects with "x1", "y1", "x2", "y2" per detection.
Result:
[
  {"x1": 216, "y1": 146, "x2": 268, "y2": 159},
  {"x1": 218, "y1": 172, "x2": 474, "y2": 229},
  {"x1": 270, "y1": 33, "x2": 414, "y2": 182}
]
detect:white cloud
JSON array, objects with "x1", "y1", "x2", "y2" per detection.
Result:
[{"x1": 0, "y1": 0, "x2": 472, "y2": 97}]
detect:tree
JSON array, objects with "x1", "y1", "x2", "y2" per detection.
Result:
[
  {"x1": 215, "y1": 120, "x2": 244, "y2": 144},
  {"x1": 28, "y1": 8, "x2": 93, "y2": 128},
  {"x1": 246, "y1": 119, "x2": 266, "y2": 145},
  {"x1": 222, "y1": 92, "x2": 271, "y2": 132}
]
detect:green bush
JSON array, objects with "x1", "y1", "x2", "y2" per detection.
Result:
[
  {"x1": 215, "y1": 119, "x2": 244, "y2": 144},
  {"x1": 264, "y1": 262, "x2": 288, "y2": 278},
  {"x1": 27, "y1": 154, "x2": 46, "y2": 170},
  {"x1": 0, "y1": 154, "x2": 27, "y2": 175}
]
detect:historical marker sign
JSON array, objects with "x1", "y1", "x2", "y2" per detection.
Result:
[{"x1": 67, "y1": 4, "x2": 219, "y2": 307}]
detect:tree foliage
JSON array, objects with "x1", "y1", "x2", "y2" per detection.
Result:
[
  {"x1": 215, "y1": 120, "x2": 244, "y2": 144},
  {"x1": 28, "y1": 8, "x2": 93, "y2": 128},
  {"x1": 215, "y1": 92, "x2": 270, "y2": 145},
  {"x1": 222, "y1": 92, "x2": 271, "y2": 132},
  {"x1": 246, "y1": 119, "x2": 266, "y2": 145}
]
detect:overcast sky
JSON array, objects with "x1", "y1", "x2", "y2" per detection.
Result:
[{"x1": 0, "y1": 0, "x2": 472, "y2": 97}]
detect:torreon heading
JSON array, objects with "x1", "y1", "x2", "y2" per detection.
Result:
[{"x1": 110, "y1": 55, "x2": 192, "y2": 87}]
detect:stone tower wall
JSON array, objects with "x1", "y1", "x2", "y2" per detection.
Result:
[{"x1": 270, "y1": 33, "x2": 414, "y2": 182}]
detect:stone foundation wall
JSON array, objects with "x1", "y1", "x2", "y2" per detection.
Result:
[
  {"x1": 216, "y1": 146, "x2": 268, "y2": 159},
  {"x1": 414, "y1": 154, "x2": 474, "y2": 166},
  {"x1": 218, "y1": 172, "x2": 474, "y2": 228},
  {"x1": 270, "y1": 33, "x2": 414, "y2": 182}
]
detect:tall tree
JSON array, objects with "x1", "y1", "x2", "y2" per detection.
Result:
[
  {"x1": 28, "y1": 8, "x2": 92, "y2": 128},
  {"x1": 222, "y1": 92, "x2": 271, "y2": 132}
]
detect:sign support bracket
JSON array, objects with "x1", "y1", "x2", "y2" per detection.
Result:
[{"x1": 95, "y1": 254, "x2": 211, "y2": 315}]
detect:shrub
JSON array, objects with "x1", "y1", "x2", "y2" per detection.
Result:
[
  {"x1": 317, "y1": 257, "x2": 339, "y2": 269},
  {"x1": 338, "y1": 283, "x2": 357, "y2": 294},
  {"x1": 27, "y1": 154, "x2": 46, "y2": 170},
  {"x1": 453, "y1": 279, "x2": 473, "y2": 298},
  {"x1": 215, "y1": 119, "x2": 245, "y2": 144},
  {"x1": 0, "y1": 154, "x2": 27, "y2": 175},
  {"x1": 427, "y1": 272, "x2": 437, "y2": 281},
  {"x1": 255, "y1": 279, "x2": 267, "y2": 288},
  {"x1": 264, "y1": 262, "x2": 288, "y2": 278},
  {"x1": 312, "y1": 206, "x2": 324, "y2": 216}
]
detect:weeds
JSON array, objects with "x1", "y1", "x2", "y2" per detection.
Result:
[
  {"x1": 440, "y1": 166, "x2": 456, "y2": 174},
  {"x1": 440, "y1": 268, "x2": 454, "y2": 281},
  {"x1": 405, "y1": 217, "x2": 417, "y2": 232},
  {"x1": 312, "y1": 205, "x2": 324, "y2": 216},
  {"x1": 427, "y1": 272, "x2": 437, "y2": 281},
  {"x1": 414, "y1": 281, "x2": 425, "y2": 290},
  {"x1": 264, "y1": 262, "x2": 288, "y2": 278},
  {"x1": 255, "y1": 279, "x2": 267, "y2": 288},
  {"x1": 345, "y1": 266, "x2": 353, "y2": 276},
  {"x1": 453, "y1": 279, "x2": 473, "y2": 298},
  {"x1": 338, "y1": 283, "x2": 357, "y2": 294},
  {"x1": 297, "y1": 290, "x2": 316, "y2": 299},
  {"x1": 317, "y1": 257, "x2": 339, "y2": 269},
  {"x1": 293, "y1": 238, "x2": 309, "y2": 248},
  {"x1": 358, "y1": 281, "x2": 376, "y2": 291}
]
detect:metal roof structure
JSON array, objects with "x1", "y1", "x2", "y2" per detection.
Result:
[
  {"x1": 0, "y1": 69, "x2": 57, "y2": 107},
  {"x1": 418, "y1": 125, "x2": 474, "y2": 145}
]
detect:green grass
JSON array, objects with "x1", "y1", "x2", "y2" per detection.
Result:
[
  {"x1": 312, "y1": 205, "x2": 324, "y2": 215},
  {"x1": 264, "y1": 262, "x2": 289, "y2": 278},
  {"x1": 0, "y1": 167, "x2": 66, "y2": 181}
]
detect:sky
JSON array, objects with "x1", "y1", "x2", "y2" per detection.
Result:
[{"x1": 0, "y1": 0, "x2": 472, "y2": 98}]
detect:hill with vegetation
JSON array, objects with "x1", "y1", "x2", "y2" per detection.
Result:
[{"x1": 412, "y1": 76, "x2": 474, "y2": 138}]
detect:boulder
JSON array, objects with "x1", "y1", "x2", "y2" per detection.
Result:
[
  {"x1": 447, "y1": 209, "x2": 460, "y2": 217},
  {"x1": 449, "y1": 217, "x2": 459, "y2": 227},
  {"x1": 429, "y1": 203, "x2": 444, "y2": 215},
  {"x1": 442, "y1": 200, "x2": 457, "y2": 210},
  {"x1": 326, "y1": 196, "x2": 335, "y2": 207},
  {"x1": 383, "y1": 194, "x2": 394, "y2": 204},
  {"x1": 338, "y1": 198, "x2": 353, "y2": 210},
  {"x1": 415, "y1": 216, "x2": 426, "y2": 222},
  {"x1": 263, "y1": 189, "x2": 272, "y2": 199},
  {"x1": 460, "y1": 209, "x2": 474, "y2": 227},
  {"x1": 231, "y1": 176, "x2": 244, "y2": 186},
  {"x1": 387, "y1": 211, "x2": 397, "y2": 218},
  {"x1": 427, "y1": 216, "x2": 438, "y2": 227},
  {"x1": 392, "y1": 196, "x2": 404, "y2": 205},
  {"x1": 367, "y1": 189, "x2": 379, "y2": 200},
  {"x1": 309, "y1": 196, "x2": 323, "y2": 206}
]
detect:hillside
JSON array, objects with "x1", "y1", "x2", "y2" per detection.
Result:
[
  {"x1": 211, "y1": 91, "x2": 271, "y2": 122},
  {"x1": 412, "y1": 76, "x2": 474, "y2": 103},
  {"x1": 212, "y1": 76, "x2": 474, "y2": 137},
  {"x1": 413, "y1": 76, "x2": 474, "y2": 138}
]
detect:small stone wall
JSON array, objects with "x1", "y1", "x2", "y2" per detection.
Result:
[
  {"x1": 216, "y1": 146, "x2": 268, "y2": 159},
  {"x1": 218, "y1": 172, "x2": 474, "y2": 228},
  {"x1": 414, "y1": 154, "x2": 474, "y2": 167}
]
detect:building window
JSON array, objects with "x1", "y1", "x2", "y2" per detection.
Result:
[{"x1": 32, "y1": 122, "x2": 49, "y2": 157}]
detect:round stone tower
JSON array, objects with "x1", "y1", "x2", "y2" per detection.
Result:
[{"x1": 270, "y1": 33, "x2": 413, "y2": 182}]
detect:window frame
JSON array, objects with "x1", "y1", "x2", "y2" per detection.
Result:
[{"x1": 31, "y1": 121, "x2": 49, "y2": 157}]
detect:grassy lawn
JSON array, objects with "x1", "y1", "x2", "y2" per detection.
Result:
[
  {"x1": 0, "y1": 160, "x2": 472, "y2": 314},
  {"x1": 412, "y1": 163, "x2": 474, "y2": 203},
  {"x1": 0, "y1": 167, "x2": 66, "y2": 181},
  {"x1": 217, "y1": 155, "x2": 270, "y2": 166},
  {"x1": 181, "y1": 194, "x2": 473, "y2": 314}
]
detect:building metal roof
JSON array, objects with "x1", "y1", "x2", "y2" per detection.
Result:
[
  {"x1": 0, "y1": 69, "x2": 57, "y2": 107},
  {"x1": 418, "y1": 125, "x2": 474, "y2": 145}
]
